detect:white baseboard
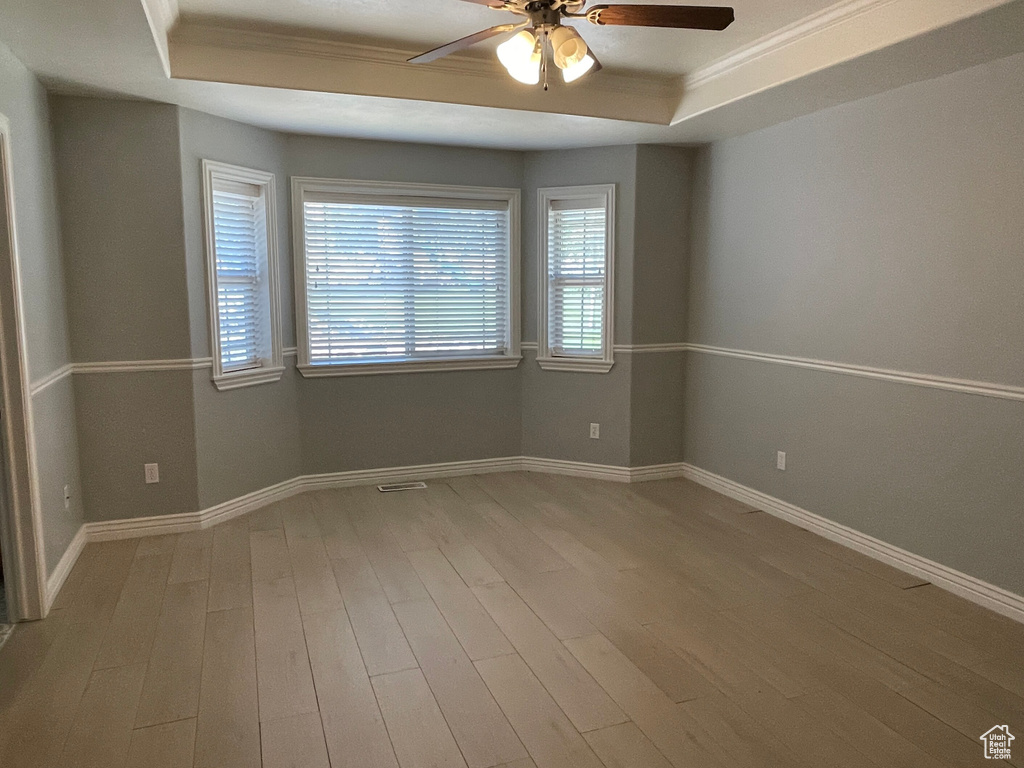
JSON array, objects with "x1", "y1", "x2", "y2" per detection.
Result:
[
  {"x1": 63, "y1": 455, "x2": 1023, "y2": 626},
  {"x1": 81, "y1": 456, "x2": 674, "y2": 546},
  {"x1": 680, "y1": 463, "x2": 1024, "y2": 625},
  {"x1": 45, "y1": 524, "x2": 87, "y2": 610},
  {"x1": 301, "y1": 457, "x2": 523, "y2": 492},
  {"x1": 520, "y1": 456, "x2": 634, "y2": 482},
  {"x1": 628, "y1": 462, "x2": 690, "y2": 482}
]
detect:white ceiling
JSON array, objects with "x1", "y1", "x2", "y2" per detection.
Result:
[
  {"x1": 175, "y1": 0, "x2": 839, "y2": 75},
  {"x1": 0, "y1": 0, "x2": 1022, "y2": 149}
]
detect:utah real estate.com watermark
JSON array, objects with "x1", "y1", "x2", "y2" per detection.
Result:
[{"x1": 980, "y1": 726, "x2": 1014, "y2": 760}]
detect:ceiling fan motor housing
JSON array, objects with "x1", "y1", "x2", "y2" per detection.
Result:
[{"x1": 525, "y1": 3, "x2": 564, "y2": 30}]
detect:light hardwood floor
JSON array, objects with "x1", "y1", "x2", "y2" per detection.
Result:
[{"x1": 1, "y1": 472, "x2": 1022, "y2": 768}]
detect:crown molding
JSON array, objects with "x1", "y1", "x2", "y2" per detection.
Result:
[
  {"x1": 167, "y1": 18, "x2": 679, "y2": 125},
  {"x1": 676, "y1": 0, "x2": 1017, "y2": 124},
  {"x1": 140, "y1": 0, "x2": 179, "y2": 77},
  {"x1": 686, "y1": 0, "x2": 897, "y2": 90}
]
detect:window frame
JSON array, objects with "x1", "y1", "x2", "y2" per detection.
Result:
[
  {"x1": 291, "y1": 177, "x2": 522, "y2": 377},
  {"x1": 537, "y1": 184, "x2": 615, "y2": 373},
  {"x1": 202, "y1": 159, "x2": 284, "y2": 391}
]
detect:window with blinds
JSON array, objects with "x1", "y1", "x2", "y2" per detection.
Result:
[
  {"x1": 547, "y1": 200, "x2": 607, "y2": 356},
  {"x1": 202, "y1": 161, "x2": 283, "y2": 390},
  {"x1": 213, "y1": 182, "x2": 265, "y2": 371},
  {"x1": 294, "y1": 181, "x2": 520, "y2": 373},
  {"x1": 539, "y1": 186, "x2": 614, "y2": 372}
]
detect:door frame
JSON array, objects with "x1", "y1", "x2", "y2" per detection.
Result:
[{"x1": 0, "y1": 112, "x2": 47, "y2": 621}]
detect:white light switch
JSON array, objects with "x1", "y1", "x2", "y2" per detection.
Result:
[
  {"x1": 145, "y1": 463, "x2": 160, "y2": 484},
  {"x1": 590, "y1": 423, "x2": 600, "y2": 439},
  {"x1": 776, "y1": 451, "x2": 786, "y2": 471}
]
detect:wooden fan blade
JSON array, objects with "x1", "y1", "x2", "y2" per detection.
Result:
[
  {"x1": 408, "y1": 23, "x2": 519, "y2": 64},
  {"x1": 586, "y1": 4, "x2": 734, "y2": 30}
]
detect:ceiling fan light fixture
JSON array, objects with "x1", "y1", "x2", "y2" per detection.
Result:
[
  {"x1": 497, "y1": 29, "x2": 542, "y2": 84},
  {"x1": 550, "y1": 25, "x2": 588, "y2": 69},
  {"x1": 561, "y1": 53, "x2": 596, "y2": 83}
]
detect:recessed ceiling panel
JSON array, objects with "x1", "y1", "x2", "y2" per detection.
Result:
[{"x1": 177, "y1": 0, "x2": 842, "y2": 73}]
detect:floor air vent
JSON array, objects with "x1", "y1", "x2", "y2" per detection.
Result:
[{"x1": 377, "y1": 481, "x2": 428, "y2": 493}]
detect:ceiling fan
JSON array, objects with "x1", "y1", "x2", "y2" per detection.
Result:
[{"x1": 408, "y1": 0, "x2": 735, "y2": 88}]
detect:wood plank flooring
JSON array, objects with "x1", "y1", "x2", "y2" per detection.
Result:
[{"x1": 1, "y1": 472, "x2": 1022, "y2": 768}]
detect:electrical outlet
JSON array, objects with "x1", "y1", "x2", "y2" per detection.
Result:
[
  {"x1": 590, "y1": 423, "x2": 600, "y2": 439},
  {"x1": 776, "y1": 451, "x2": 787, "y2": 471},
  {"x1": 64, "y1": 485, "x2": 70, "y2": 510},
  {"x1": 144, "y1": 463, "x2": 160, "y2": 484}
]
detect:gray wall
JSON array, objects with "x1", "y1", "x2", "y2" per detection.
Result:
[
  {"x1": 0, "y1": 44, "x2": 82, "y2": 575},
  {"x1": 51, "y1": 98, "x2": 191, "y2": 363},
  {"x1": 630, "y1": 145, "x2": 692, "y2": 467},
  {"x1": 685, "y1": 51, "x2": 1024, "y2": 594},
  {"x1": 73, "y1": 370, "x2": 198, "y2": 522},
  {"x1": 520, "y1": 145, "x2": 693, "y2": 468},
  {"x1": 521, "y1": 146, "x2": 638, "y2": 466},
  {"x1": 51, "y1": 97, "x2": 199, "y2": 523},
  {"x1": 23, "y1": 46, "x2": 1024, "y2": 605},
  {"x1": 178, "y1": 109, "x2": 301, "y2": 508},
  {"x1": 286, "y1": 134, "x2": 526, "y2": 475}
]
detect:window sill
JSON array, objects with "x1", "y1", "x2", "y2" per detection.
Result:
[
  {"x1": 297, "y1": 355, "x2": 522, "y2": 378},
  {"x1": 212, "y1": 365, "x2": 286, "y2": 391},
  {"x1": 536, "y1": 356, "x2": 615, "y2": 373}
]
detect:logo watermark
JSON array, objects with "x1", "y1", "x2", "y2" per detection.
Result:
[{"x1": 981, "y1": 726, "x2": 1014, "y2": 760}]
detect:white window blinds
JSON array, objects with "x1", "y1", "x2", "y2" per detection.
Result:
[
  {"x1": 212, "y1": 181, "x2": 266, "y2": 371},
  {"x1": 547, "y1": 197, "x2": 608, "y2": 357},
  {"x1": 301, "y1": 196, "x2": 511, "y2": 365}
]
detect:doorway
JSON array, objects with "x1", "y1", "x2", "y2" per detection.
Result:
[{"x1": 0, "y1": 111, "x2": 47, "y2": 625}]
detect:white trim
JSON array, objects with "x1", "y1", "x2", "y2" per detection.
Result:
[
  {"x1": 29, "y1": 363, "x2": 73, "y2": 396},
  {"x1": 80, "y1": 457, "x2": 681, "y2": 543},
  {"x1": 298, "y1": 356, "x2": 522, "y2": 378},
  {"x1": 0, "y1": 113, "x2": 47, "y2": 620},
  {"x1": 202, "y1": 160, "x2": 284, "y2": 392},
  {"x1": 44, "y1": 524, "x2": 87, "y2": 610},
  {"x1": 528, "y1": 341, "x2": 689, "y2": 356},
  {"x1": 680, "y1": 463, "x2": 1024, "y2": 625},
  {"x1": 88, "y1": 475, "x2": 306, "y2": 542},
  {"x1": 56, "y1": 454, "x2": 1023, "y2": 625},
  {"x1": 613, "y1": 343, "x2": 689, "y2": 354},
  {"x1": 534, "y1": 357, "x2": 615, "y2": 374},
  {"x1": 139, "y1": 0, "x2": 179, "y2": 77},
  {"x1": 291, "y1": 177, "x2": 521, "y2": 377},
  {"x1": 686, "y1": 0, "x2": 895, "y2": 89},
  {"x1": 688, "y1": 343, "x2": 1024, "y2": 403},
  {"x1": 627, "y1": 462, "x2": 690, "y2": 482},
  {"x1": 300, "y1": 457, "x2": 524, "y2": 492},
  {"x1": 73, "y1": 358, "x2": 213, "y2": 374},
  {"x1": 212, "y1": 365, "x2": 287, "y2": 390},
  {"x1": 283, "y1": 346, "x2": 298, "y2": 357},
  {"x1": 674, "y1": 0, "x2": 1015, "y2": 126},
  {"x1": 537, "y1": 184, "x2": 616, "y2": 374},
  {"x1": 520, "y1": 457, "x2": 633, "y2": 482},
  {"x1": 167, "y1": 18, "x2": 678, "y2": 126},
  {"x1": 31, "y1": 344, "x2": 1023, "y2": 404}
]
